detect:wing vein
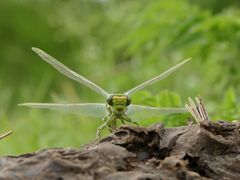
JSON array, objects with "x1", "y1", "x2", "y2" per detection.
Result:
[
  {"x1": 19, "y1": 103, "x2": 107, "y2": 118},
  {"x1": 32, "y1": 47, "x2": 110, "y2": 98},
  {"x1": 124, "y1": 58, "x2": 191, "y2": 95}
]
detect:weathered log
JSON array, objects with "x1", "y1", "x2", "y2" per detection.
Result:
[{"x1": 0, "y1": 120, "x2": 239, "y2": 180}]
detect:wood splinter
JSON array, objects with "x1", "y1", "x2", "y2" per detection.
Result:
[{"x1": 185, "y1": 97, "x2": 210, "y2": 123}]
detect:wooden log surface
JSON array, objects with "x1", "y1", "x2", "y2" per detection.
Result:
[{"x1": 0, "y1": 121, "x2": 239, "y2": 180}]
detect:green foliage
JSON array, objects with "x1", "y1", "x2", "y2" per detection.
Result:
[
  {"x1": 214, "y1": 87, "x2": 240, "y2": 120},
  {"x1": 0, "y1": 0, "x2": 240, "y2": 155},
  {"x1": 133, "y1": 91, "x2": 189, "y2": 127},
  {"x1": 133, "y1": 90, "x2": 182, "y2": 107}
]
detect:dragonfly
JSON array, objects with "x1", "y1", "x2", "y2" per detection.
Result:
[{"x1": 20, "y1": 47, "x2": 190, "y2": 139}]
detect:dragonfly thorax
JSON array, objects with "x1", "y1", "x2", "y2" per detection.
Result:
[{"x1": 107, "y1": 94, "x2": 131, "y2": 111}]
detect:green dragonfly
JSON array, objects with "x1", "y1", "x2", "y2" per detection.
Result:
[{"x1": 20, "y1": 47, "x2": 190, "y2": 139}]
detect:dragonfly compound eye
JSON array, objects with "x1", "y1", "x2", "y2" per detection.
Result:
[
  {"x1": 126, "y1": 95, "x2": 131, "y2": 106},
  {"x1": 107, "y1": 95, "x2": 114, "y2": 106}
]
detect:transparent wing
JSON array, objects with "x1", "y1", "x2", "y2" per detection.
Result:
[
  {"x1": 126, "y1": 104, "x2": 187, "y2": 122},
  {"x1": 19, "y1": 103, "x2": 107, "y2": 118},
  {"x1": 0, "y1": 131, "x2": 12, "y2": 140},
  {"x1": 32, "y1": 47, "x2": 110, "y2": 98},
  {"x1": 124, "y1": 58, "x2": 191, "y2": 95}
]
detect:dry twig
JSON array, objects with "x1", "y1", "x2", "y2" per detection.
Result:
[{"x1": 185, "y1": 97, "x2": 210, "y2": 123}]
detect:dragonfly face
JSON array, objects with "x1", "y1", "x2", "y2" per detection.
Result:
[
  {"x1": 20, "y1": 47, "x2": 191, "y2": 139},
  {"x1": 107, "y1": 94, "x2": 131, "y2": 113}
]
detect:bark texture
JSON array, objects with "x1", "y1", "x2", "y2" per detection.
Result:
[{"x1": 0, "y1": 120, "x2": 239, "y2": 180}]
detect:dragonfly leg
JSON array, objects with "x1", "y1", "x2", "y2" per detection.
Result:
[
  {"x1": 108, "y1": 118, "x2": 117, "y2": 131},
  {"x1": 96, "y1": 114, "x2": 115, "y2": 139},
  {"x1": 122, "y1": 114, "x2": 140, "y2": 126},
  {"x1": 132, "y1": 121, "x2": 140, "y2": 126},
  {"x1": 120, "y1": 118, "x2": 126, "y2": 124},
  {"x1": 106, "y1": 125, "x2": 114, "y2": 132},
  {"x1": 103, "y1": 114, "x2": 117, "y2": 132}
]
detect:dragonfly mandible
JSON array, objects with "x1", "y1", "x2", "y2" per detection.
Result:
[{"x1": 20, "y1": 47, "x2": 190, "y2": 139}]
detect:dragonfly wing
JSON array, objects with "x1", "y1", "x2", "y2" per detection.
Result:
[
  {"x1": 0, "y1": 131, "x2": 12, "y2": 140},
  {"x1": 124, "y1": 58, "x2": 191, "y2": 95},
  {"x1": 19, "y1": 103, "x2": 107, "y2": 118},
  {"x1": 126, "y1": 104, "x2": 187, "y2": 122},
  {"x1": 32, "y1": 47, "x2": 110, "y2": 98}
]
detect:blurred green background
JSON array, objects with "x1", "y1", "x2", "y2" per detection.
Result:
[{"x1": 1, "y1": 0, "x2": 240, "y2": 155}]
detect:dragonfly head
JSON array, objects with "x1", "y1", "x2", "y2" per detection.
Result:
[{"x1": 107, "y1": 94, "x2": 131, "y2": 110}]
